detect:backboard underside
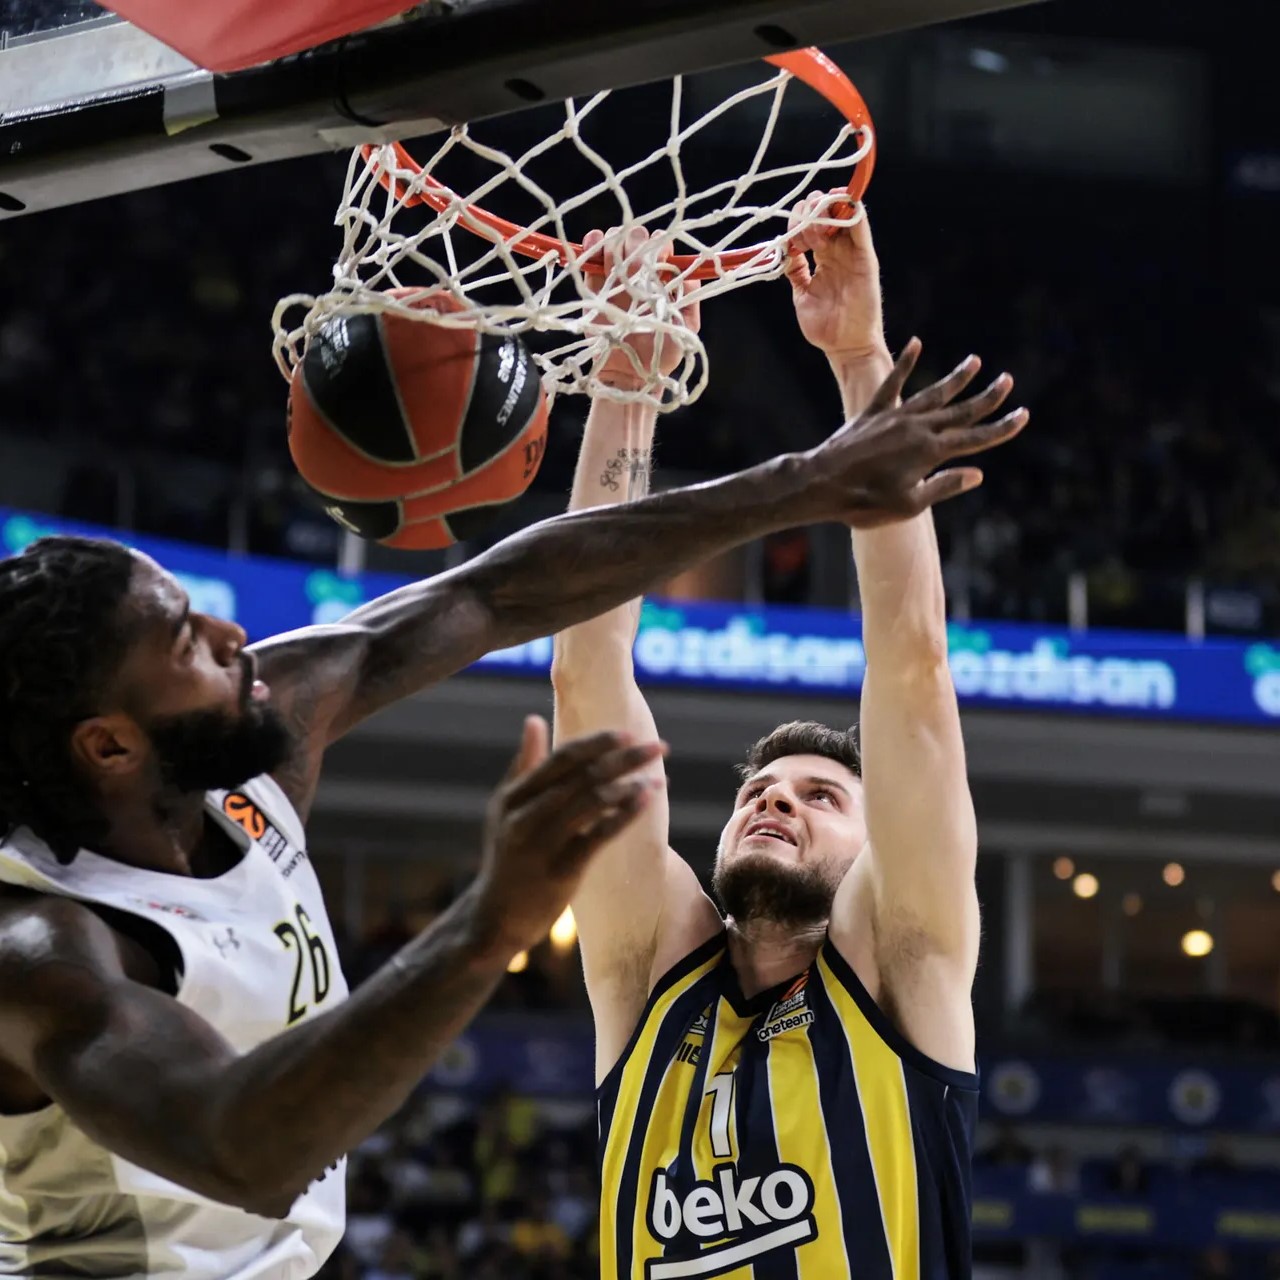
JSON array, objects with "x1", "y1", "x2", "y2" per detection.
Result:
[{"x1": 0, "y1": 0, "x2": 1043, "y2": 216}]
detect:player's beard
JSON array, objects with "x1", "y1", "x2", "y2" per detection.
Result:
[
  {"x1": 147, "y1": 703, "x2": 294, "y2": 794},
  {"x1": 712, "y1": 850, "x2": 841, "y2": 930}
]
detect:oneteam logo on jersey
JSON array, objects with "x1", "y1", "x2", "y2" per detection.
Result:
[
  {"x1": 646, "y1": 1162, "x2": 817, "y2": 1278},
  {"x1": 757, "y1": 977, "x2": 814, "y2": 1042}
]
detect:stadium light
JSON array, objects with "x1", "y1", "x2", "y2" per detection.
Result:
[
  {"x1": 507, "y1": 950, "x2": 529, "y2": 973},
  {"x1": 1162, "y1": 862, "x2": 1186, "y2": 887},
  {"x1": 1272, "y1": 870, "x2": 1280, "y2": 894},
  {"x1": 1072, "y1": 873, "x2": 1099, "y2": 899},
  {"x1": 1181, "y1": 929, "x2": 1214, "y2": 958},
  {"x1": 549, "y1": 906, "x2": 578, "y2": 950},
  {"x1": 1122, "y1": 893, "x2": 1142, "y2": 916},
  {"x1": 1053, "y1": 856, "x2": 1075, "y2": 880}
]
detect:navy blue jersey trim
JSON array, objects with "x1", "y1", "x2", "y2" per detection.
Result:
[
  {"x1": 596, "y1": 931, "x2": 727, "y2": 1100},
  {"x1": 806, "y1": 974, "x2": 892, "y2": 1280},
  {"x1": 819, "y1": 939, "x2": 979, "y2": 1090}
]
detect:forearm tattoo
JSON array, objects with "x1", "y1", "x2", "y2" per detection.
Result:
[{"x1": 601, "y1": 448, "x2": 652, "y2": 498}]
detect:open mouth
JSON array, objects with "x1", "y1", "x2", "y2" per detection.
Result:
[{"x1": 745, "y1": 825, "x2": 797, "y2": 847}]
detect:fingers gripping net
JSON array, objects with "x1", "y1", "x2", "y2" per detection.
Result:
[{"x1": 272, "y1": 58, "x2": 873, "y2": 412}]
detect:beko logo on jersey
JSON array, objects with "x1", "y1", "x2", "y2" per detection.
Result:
[
  {"x1": 758, "y1": 985, "x2": 814, "y2": 1042},
  {"x1": 646, "y1": 1163, "x2": 817, "y2": 1278}
]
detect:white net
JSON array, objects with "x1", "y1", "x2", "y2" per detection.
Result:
[{"x1": 272, "y1": 58, "x2": 873, "y2": 412}]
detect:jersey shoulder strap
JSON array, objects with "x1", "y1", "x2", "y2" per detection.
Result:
[{"x1": 209, "y1": 775, "x2": 306, "y2": 858}]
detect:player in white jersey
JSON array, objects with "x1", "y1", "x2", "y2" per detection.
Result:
[{"x1": 0, "y1": 315, "x2": 1022, "y2": 1278}]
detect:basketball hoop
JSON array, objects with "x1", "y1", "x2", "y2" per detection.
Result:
[{"x1": 272, "y1": 48, "x2": 875, "y2": 412}]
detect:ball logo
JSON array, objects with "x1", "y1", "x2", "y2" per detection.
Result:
[
  {"x1": 317, "y1": 317, "x2": 351, "y2": 373},
  {"x1": 645, "y1": 1163, "x2": 816, "y2": 1278},
  {"x1": 324, "y1": 505, "x2": 362, "y2": 535},
  {"x1": 496, "y1": 338, "x2": 516, "y2": 384},
  {"x1": 223, "y1": 792, "x2": 267, "y2": 841},
  {"x1": 495, "y1": 340, "x2": 530, "y2": 427}
]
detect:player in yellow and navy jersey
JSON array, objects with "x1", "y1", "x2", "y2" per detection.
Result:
[{"x1": 552, "y1": 214, "x2": 1027, "y2": 1280}]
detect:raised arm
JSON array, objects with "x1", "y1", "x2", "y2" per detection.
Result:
[
  {"x1": 840, "y1": 370, "x2": 999, "y2": 1072},
  {"x1": 795, "y1": 209, "x2": 1028, "y2": 1071},
  {"x1": 550, "y1": 230, "x2": 721, "y2": 1075},
  {"x1": 258, "y1": 314, "x2": 1028, "y2": 820},
  {"x1": 0, "y1": 721, "x2": 660, "y2": 1217}
]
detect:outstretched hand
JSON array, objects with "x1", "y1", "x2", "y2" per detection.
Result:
[
  {"x1": 469, "y1": 716, "x2": 667, "y2": 959},
  {"x1": 803, "y1": 339, "x2": 1029, "y2": 528}
]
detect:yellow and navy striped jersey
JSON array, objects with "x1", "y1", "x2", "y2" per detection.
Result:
[{"x1": 598, "y1": 933, "x2": 978, "y2": 1280}]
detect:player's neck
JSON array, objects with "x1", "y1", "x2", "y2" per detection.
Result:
[
  {"x1": 95, "y1": 787, "x2": 209, "y2": 875},
  {"x1": 725, "y1": 916, "x2": 825, "y2": 1000}
]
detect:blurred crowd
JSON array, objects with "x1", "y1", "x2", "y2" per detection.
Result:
[
  {"x1": 974, "y1": 1124, "x2": 1280, "y2": 1280},
  {"x1": 334, "y1": 910, "x2": 587, "y2": 1016},
  {"x1": 1, "y1": 156, "x2": 1277, "y2": 633},
  {"x1": 317, "y1": 1089, "x2": 599, "y2": 1280},
  {"x1": 1005, "y1": 988, "x2": 1280, "y2": 1055},
  {"x1": 333, "y1": 888, "x2": 1280, "y2": 1053},
  {"x1": 867, "y1": 211, "x2": 1280, "y2": 634},
  {"x1": 308, "y1": 1078, "x2": 1280, "y2": 1280}
]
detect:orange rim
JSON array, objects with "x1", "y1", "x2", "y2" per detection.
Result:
[{"x1": 361, "y1": 47, "x2": 875, "y2": 282}]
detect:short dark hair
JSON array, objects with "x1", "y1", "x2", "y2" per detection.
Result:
[
  {"x1": 0, "y1": 536, "x2": 139, "y2": 862},
  {"x1": 736, "y1": 720, "x2": 861, "y2": 783}
]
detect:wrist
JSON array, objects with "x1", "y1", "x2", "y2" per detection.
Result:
[
  {"x1": 585, "y1": 391, "x2": 658, "y2": 440},
  {"x1": 596, "y1": 371, "x2": 646, "y2": 392},
  {"x1": 745, "y1": 450, "x2": 835, "y2": 527},
  {"x1": 827, "y1": 343, "x2": 894, "y2": 418},
  {"x1": 448, "y1": 883, "x2": 526, "y2": 977}
]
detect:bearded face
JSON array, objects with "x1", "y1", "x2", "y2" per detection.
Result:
[
  {"x1": 145, "y1": 695, "x2": 294, "y2": 794},
  {"x1": 714, "y1": 754, "x2": 866, "y2": 930}
]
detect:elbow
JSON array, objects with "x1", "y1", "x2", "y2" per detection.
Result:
[
  {"x1": 199, "y1": 1108, "x2": 316, "y2": 1220},
  {"x1": 551, "y1": 634, "x2": 635, "y2": 695},
  {"x1": 229, "y1": 1184, "x2": 301, "y2": 1222},
  {"x1": 234, "y1": 1155, "x2": 348, "y2": 1220},
  {"x1": 198, "y1": 1147, "x2": 307, "y2": 1220},
  {"x1": 549, "y1": 649, "x2": 586, "y2": 694},
  {"x1": 216, "y1": 1166, "x2": 311, "y2": 1222},
  {"x1": 870, "y1": 635, "x2": 951, "y2": 689},
  {"x1": 900, "y1": 629, "x2": 950, "y2": 675}
]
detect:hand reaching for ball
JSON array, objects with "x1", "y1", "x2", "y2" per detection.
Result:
[{"x1": 581, "y1": 225, "x2": 701, "y2": 393}]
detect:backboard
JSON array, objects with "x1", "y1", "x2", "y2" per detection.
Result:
[{"x1": 0, "y1": 0, "x2": 1044, "y2": 217}]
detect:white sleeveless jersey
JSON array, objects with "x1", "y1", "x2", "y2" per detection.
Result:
[{"x1": 0, "y1": 774, "x2": 349, "y2": 1280}]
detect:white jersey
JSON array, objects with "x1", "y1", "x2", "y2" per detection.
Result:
[{"x1": 0, "y1": 774, "x2": 349, "y2": 1280}]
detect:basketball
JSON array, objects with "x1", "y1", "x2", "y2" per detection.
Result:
[{"x1": 286, "y1": 290, "x2": 549, "y2": 550}]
